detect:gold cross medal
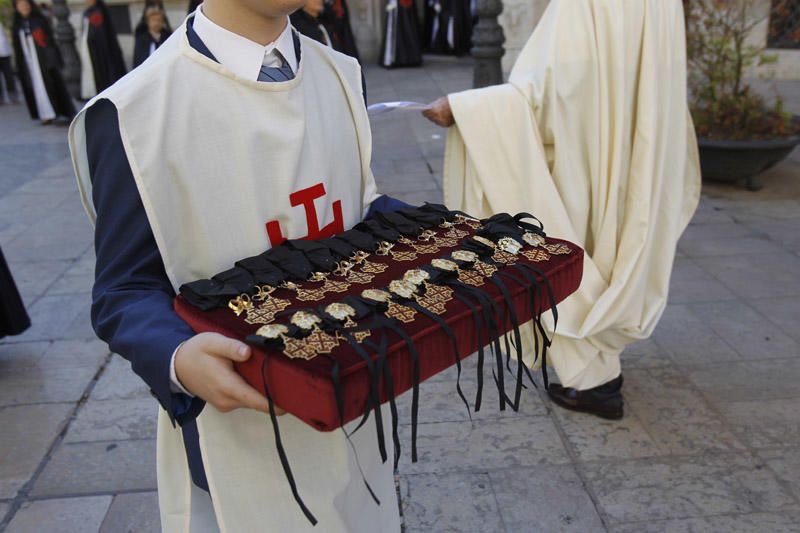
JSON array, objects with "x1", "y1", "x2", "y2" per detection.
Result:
[
  {"x1": 493, "y1": 237, "x2": 523, "y2": 265},
  {"x1": 281, "y1": 280, "x2": 324, "y2": 303},
  {"x1": 346, "y1": 270, "x2": 375, "y2": 285},
  {"x1": 387, "y1": 280, "x2": 422, "y2": 321},
  {"x1": 433, "y1": 228, "x2": 460, "y2": 248},
  {"x1": 334, "y1": 260, "x2": 375, "y2": 285},
  {"x1": 454, "y1": 214, "x2": 482, "y2": 229},
  {"x1": 522, "y1": 248, "x2": 551, "y2": 263},
  {"x1": 325, "y1": 302, "x2": 370, "y2": 343},
  {"x1": 282, "y1": 311, "x2": 340, "y2": 360},
  {"x1": 352, "y1": 251, "x2": 388, "y2": 274},
  {"x1": 407, "y1": 265, "x2": 454, "y2": 315},
  {"x1": 449, "y1": 251, "x2": 486, "y2": 286},
  {"x1": 543, "y1": 243, "x2": 572, "y2": 255},
  {"x1": 444, "y1": 227, "x2": 469, "y2": 240},
  {"x1": 411, "y1": 229, "x2": 441, "y2": 255},
  {"x1": 363, "y1": 287, "x2": 418, "y2": 324},
  {"x1": 255, "y1": 323, "x2": 290, "y2": 346},
  {"x1": 244, "y1": 285, "x2": 292, "y2": 325},
  {"x1": 450, "y1": 249, "x2": 497, "y2": 280},
  {"x1": 523, "y1": 232, "x2": 546, "y2": 248}
]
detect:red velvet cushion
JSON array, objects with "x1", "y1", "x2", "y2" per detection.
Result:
[{"x1": 174, "y1": 237, "x2": 583, "y2": 431}]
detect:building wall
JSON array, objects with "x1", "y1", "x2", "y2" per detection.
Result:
[
  {"x1": 747, "y1": 0, "x2": 800, "y2": 80},
  {"x1": 497, "y1": 0, "x2": 800, "y2": 80}
]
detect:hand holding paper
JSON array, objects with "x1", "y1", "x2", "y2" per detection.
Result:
[
  {"x1": 367, "y1": 101, "x2": 429, "y2": 116},
  {"x1": 421, "y1": 96, "x2": 455, "y2": 128}
]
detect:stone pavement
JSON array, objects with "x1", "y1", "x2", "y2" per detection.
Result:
[{"x1": 0, "y1": 57, "x2": 799, "y2": 532}]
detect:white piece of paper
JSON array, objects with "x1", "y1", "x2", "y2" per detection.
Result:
[{"x1": 367, "y1": 101, "x2": 429, "y2": 116}]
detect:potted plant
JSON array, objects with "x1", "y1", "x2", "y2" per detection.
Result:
[{"x1": 686, "y1": 0, "x2": 800, "y2": 190}]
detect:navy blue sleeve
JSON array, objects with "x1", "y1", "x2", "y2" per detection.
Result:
[
  {"x1": 86, "y1": 98, "x2": 204, "y2": 426},
  {"x1": 366, "y1": 194, "x2": 414, "y2": 219}
]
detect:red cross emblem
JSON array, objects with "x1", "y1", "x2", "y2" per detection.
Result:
[{"x1": 265, "y1": 183, "x2": 345, "y2": 247}]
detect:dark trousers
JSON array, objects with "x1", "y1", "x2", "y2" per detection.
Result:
[{"x1": 0, "y1": 57, "x2": 17, "y2": 98}]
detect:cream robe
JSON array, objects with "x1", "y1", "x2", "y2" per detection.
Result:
[
  {"x1": 70, "y1": 22, "x2": 399, "y2": 532},
  {"x1": 443, "y1": 0, "x2": 701, "y2": 389}
]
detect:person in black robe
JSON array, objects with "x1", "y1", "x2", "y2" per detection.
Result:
[
  {"x1": 0, "y1": 247, "x2": 31, "y2": 339},
  {"x1": 424, "y1": 0, "x2": 471, "y2": 56},
  {"x1": 319, "y1": 0, "x2": 359, "y2": 60},
  {"x1": 81, "y1": 0, "x2": 126, "y2": 97},
  {"x1": 379, "y1": 0, "x2": 422, "y2": 68},
  {"x1": 135, "y1": 0, "x2": 172, "y2": 37},
  {"x1": 291, "y1": 1, "x2": 332, "y2": 47},
  {"x1": 133, "y1": 6, "x2": 171, "y2": 68},
  {"x1": 11, "y1": 0, "x2": 75, "y2": 123}
]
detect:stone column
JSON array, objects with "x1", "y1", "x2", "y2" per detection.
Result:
[
  {"x1": 471, "y1": 0, "x2": 505, "y2": 88},
  {"x1": 51, "y1": 0, "x2": 81, "y2": 98}
]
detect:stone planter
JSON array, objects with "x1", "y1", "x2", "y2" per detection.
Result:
[{"x1": 698, "y1": 118, "x2": 800, "y2": 191}]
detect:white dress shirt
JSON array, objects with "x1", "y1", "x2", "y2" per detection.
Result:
[
  {"x1": 193, "y1": 7, "x2": 298, "y2": 79},
  {"x1": 170, "y1": 10, "x2": 301, "y2": 397}
]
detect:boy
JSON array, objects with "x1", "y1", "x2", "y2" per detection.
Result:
[{"x1": 70, "y1": 0, "x2": 405, "y2": 530}]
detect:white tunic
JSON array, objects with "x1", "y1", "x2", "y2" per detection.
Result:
[
  {"x1": 79, "y1": 16, "x2": 97, "y2": 100},
  {"x1": 70, "y1": 22, "x2": 399, "y2": 533},
  {"x1": 18, "y1": 29, "x2": 56, "y2": 121},
  {"x1": 443, "y1": 0, "x2": 701, "y2": 389}
]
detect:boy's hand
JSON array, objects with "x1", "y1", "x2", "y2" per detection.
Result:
[
  {"x1": 175, "y1": 332, "x2": 286, "y2": 416},
  {"x1": 422, "y1": 96, "x2": 455, "y2": 128}
]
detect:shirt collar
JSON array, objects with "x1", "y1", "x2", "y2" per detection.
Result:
[{"x1": 193, "y1": 8, "x2": 298, "y2": 81}]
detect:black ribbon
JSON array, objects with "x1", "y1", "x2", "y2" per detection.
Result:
[
  {"x1": 263, "y1": 246, "x2": 314, "y2": 281},
  {"x1": 285, "y1": 240, "x2": 339, "y2": 272},
  {"x1": 235, "y1": 254, "x2": 285, "y2": 286},
  {"x1": 334, "y1": 229, "x2": 381, "y2": 252},
  {"x1": 260, "y1": 356, "x2": 317, "y2": 525},
  {"x1": 353, "y1": 219, "x2": 401, "y2": 242},
  {"x1": 374, "y1": 211, "x2": 423, "y2": 236},
  {"x1": 396, "y1": 207, "x2": 447, "y2": 227}
]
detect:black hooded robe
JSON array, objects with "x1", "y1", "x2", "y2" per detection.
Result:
[
  {"x1": 0, "y1": 247, "x2": 30, "y2": 339},
  {"x1": 133, "y1": 27, "x2": 170, "y2": 68},
  {"x1": 424, "y1": 0, "x2": 472, "y2": 56},
  {"x1": 134, "y1": 0, "x2": 172, "y2": 37},
  {"x1": 12, "y1": 11, "x2": 75, "y2": 120},
  {"x1": 320, "y1": 0, "x2": 360, "y2": 60},
  {"x1": 379, "y1": 0, "x2": 422, "y2": 68},
  {"x1": 83, "y1": 1, "x2": 126, "y2": 94},
  {"x1": 290, "y1": 9, "x2": 331, "y2": 48}
]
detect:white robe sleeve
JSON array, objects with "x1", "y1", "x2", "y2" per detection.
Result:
[{"x1": 443, "y1": 0, "x2": 701, "y2": 386}]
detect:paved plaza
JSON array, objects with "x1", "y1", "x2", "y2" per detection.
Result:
[{"x1": 1, "y1": 57, "x2": 799, "y2": 532}]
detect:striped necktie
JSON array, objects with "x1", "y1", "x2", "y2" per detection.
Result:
[{"x1": 258, "y1": 49, "x2": 294, "y2": 82}]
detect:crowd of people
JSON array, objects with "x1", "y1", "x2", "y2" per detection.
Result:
[
  {"x1": 0, "y1": 0, "x2": 479, "y2": 125},
  {"x1": 381, "y1": 0, "x2": 473, "y2": 68},
  {"x1": 0, "y1": 0, "x2": 387, "y2": 126}
]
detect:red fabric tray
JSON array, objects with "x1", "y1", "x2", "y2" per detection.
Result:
[{"x1": 174, "y1": 237, "x2": 583, "y2": 431}]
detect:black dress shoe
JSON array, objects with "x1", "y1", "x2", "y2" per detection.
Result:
[{"x1": 547, "y1": 375, "x2": 624, "y2": 420}]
